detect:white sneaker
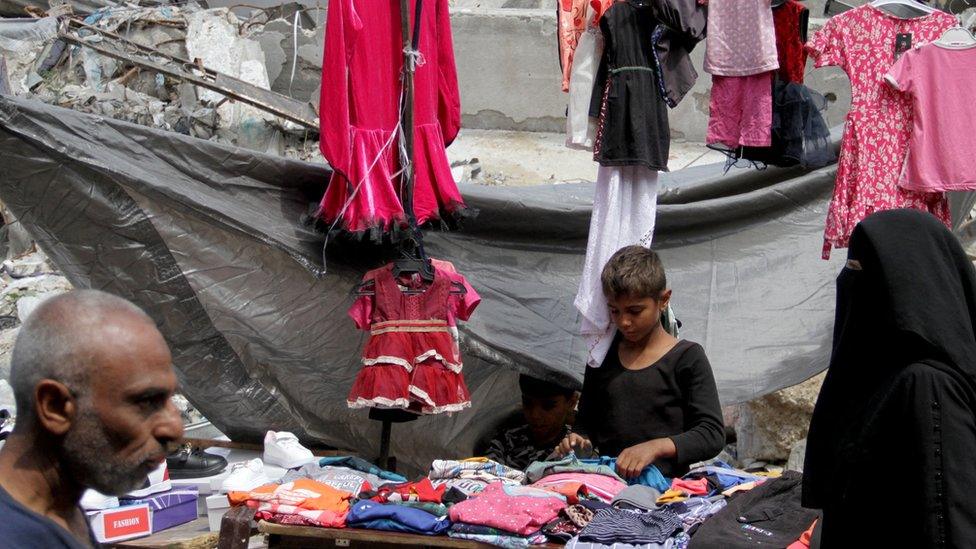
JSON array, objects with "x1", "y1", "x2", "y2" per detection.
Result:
[
  {"x1": 221, "y1": 458, "x2": 272, "y2": 493},
  {"x1": 263, "y1": 431, "x2": 314, "y2": 469},
  {"x1": 81, "y1": 489, "x2": 119, "y2": 511},
  {"x1": 125, "y1": 461, "x2": 172, "y2": 498}
]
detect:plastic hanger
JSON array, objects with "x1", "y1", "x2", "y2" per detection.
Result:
[
  {"x1": 870, "y1": 0, "x2": 937, "y2": 17},
  {"x1": 936, "y1": 24, "x2": 976, "y2": 47},
  {"x1": 771, "y1": 0, "x2": 787, "y2": 7},
  {"x1": 935, "y1": 1, "x2": 976, "y2": 48}
]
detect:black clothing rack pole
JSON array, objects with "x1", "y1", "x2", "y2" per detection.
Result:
[{"x1": 372, "y1": 0, "x2": 424, "y2": 473}]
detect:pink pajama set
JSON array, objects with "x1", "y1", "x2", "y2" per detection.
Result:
[{"x1": 702, "y1": 0, "x2": 779, "y2": 149}]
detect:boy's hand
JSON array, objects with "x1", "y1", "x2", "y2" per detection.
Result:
[
  {"x1": 616, "y1": 438, "x2": 676, "y2": 479},
  {"x1": 555, "y1": 433, "x2": 592, "y2": 457}
]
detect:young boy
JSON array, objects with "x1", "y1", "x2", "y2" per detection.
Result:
[
  {"x1": 484, "y1": 375, "x2": 578, "y2": 470},
  {"x1": 558, "y1": 246, "x2": 724, "y2": 479}
]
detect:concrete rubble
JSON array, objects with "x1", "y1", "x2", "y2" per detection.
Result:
[
  {"x1": 734, "y1": 372, "x2": 826, "y2": 464},
  {"x1": 1, "y1": 3, "x2": 325, "y2": 160},
  {"x1": 0, "y1": 241, "x2": 211, "y2": 427}
]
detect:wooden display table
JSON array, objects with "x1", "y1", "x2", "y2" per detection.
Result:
[{"x1": 258, "y1": 521, "x2": 564, "y2": 549}]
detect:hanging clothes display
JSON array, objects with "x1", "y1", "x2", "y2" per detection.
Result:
[
  {"x1": 714, "y1": 0, "x2": 828, "y2": 170},
  {"x1": 559, "y1": 0, "x2": 598, "y2": 93},
  {"x1": 566, "y1": 0, "x2": 612, "y2": 150},
  {"x1": 347, "y1": 259, "x2": 480, "y2": 414},
  {"x1": 703, "y1": 0, "x2": 778, "y2": 150},
  {"x1": 885, "y1": 42, "x2": 976, "y2": 192},
  {"x1": 575, "y1": 165, "x2": 659, "y2": 368},
  {"x1": 806, "y1": 5, "x2": 954, "y2": 259},
  {"x1": 649, "y1": 0, "x2": 708, "y2": 109},
  {"x1": 731, "y1": 81, "x2": 835, "y2": 170},
  {"x1": 591, "y1": 0, "x2": 670, "y2": 171},
  {"x1": 772, "y1": 0, "x2": 809, "y2": 84},
  {"x1": 318, "y1": 0, "x2": 467, "y2": 240},
  {"x1": 576, "y1": 0, "x2": 674, "y2": 368}
]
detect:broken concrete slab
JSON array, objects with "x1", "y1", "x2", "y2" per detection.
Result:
[
  {"x1": 60, "y1": 18, "x2": 319, "y2": 128},
  {"x1": 0, "y1": 17, "x2": 58, "y2": 95},
  {"x1": 259, "y1": 18, "x2": 321, "y2": 103},
  {"x1": 254, "y1": 28, "x2": 286, "y2": 84}
]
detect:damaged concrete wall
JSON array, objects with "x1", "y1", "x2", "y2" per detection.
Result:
[{"x1": 451, "y1": 8, "x2": 566, "y2": 133}]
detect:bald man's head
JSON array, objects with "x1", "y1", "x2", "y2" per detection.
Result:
[
  {"x1": 10, "y1": 290, "x2": 155, "y2": 419},
  {"x1": 8, "y1": 290, "x2": 183, "y2": 495}
]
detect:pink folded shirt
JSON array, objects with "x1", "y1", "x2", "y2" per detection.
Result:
[
  {"x1": 448, "y1": 482, "x2": 566, "y2": 535},
  {"x1": 886, "y1": 43, "x2": 976, "y2": 192},
  {"x1": 532, "y1": 472, "x2": 627, "y2": 503}
]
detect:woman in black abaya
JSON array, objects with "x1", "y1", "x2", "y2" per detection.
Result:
[{"x1": 803, "y1": 209, "x2": 976, "y2": 547}]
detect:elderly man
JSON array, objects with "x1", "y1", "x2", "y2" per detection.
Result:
[{"x1": 0, "y1": 290, "x2": 183, "y2": 548}]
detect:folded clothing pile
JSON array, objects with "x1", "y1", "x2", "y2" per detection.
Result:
[
  {"x1": 541, "y1": 500, "x2": 610, "y2": 542},
  {"x1": 229, "y1": 478, "x2": 353, "y2": 528},
  {"x1": 526, "y1": 454, "x2": 671, "y2": 493},
  {"x1": 448, "y1": 482, "x2": 567, "y2": 546},
  {"x1": 429, "y1": 457, "x2": 526, "y2": 501},
  {"x1": 687, "y1": 471, "x2": 818, "y2": 549}
]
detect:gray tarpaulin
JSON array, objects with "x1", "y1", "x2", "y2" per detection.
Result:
[{"x1": 0, "y1": 95, "x2": 852, "y2": 472}]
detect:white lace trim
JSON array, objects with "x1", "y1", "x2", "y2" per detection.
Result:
[
  {"x1": 422, "y1": 400, "x2": 471, "y2": 414},
  {"x1": 347, "y1": 396, "x2": 411, "y2": 409},
  {"x1": 415, "y1": 349, "x2": 463, "y2": 373},
  {"x1": 362, "y1": 351, "x2": 463, "y2": 373},
  {"x1": 371, "y1": 326, "x2": 451, "y2": 335},
  {"x1": 363, "y1": 356, "x2": 414, "y2": 371},
  {"x1": 408, "y1": 385, "x2": 471, "y2": 414}
]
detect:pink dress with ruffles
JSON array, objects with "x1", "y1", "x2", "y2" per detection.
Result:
[
  {"x1": 319, "y1": 0, "x2": 466, "y2": 238},
  {"x1": 347, "y1": 260, "x2": 479, "y2": 414}
]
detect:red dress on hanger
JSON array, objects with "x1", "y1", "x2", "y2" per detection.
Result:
[
  {"x1": 772, "y1": 0, "x2": 808, "y2": 84},
  {"x1": 319, "y1": 0, "x2": 466, "y2": 238},
  {"x1": 347, "y1": 260, "x2": 480, "y2": 414}
]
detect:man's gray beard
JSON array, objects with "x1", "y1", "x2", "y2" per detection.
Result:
[{"x1": 59, "y1": 410, "x2": 153, "y2": 496}]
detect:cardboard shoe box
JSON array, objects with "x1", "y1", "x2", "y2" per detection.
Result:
[
  {"x1": 120, "y1": 487, "x2": 198, "y2": 533},
  {"x1": 87, "y1": 504, "x2": 152, "y2": 543},
  {"x1": 206, "y1": 494, "x2": 231, "y2": 532}
]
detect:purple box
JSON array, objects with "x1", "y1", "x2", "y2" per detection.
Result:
[{"x1": 121, "y1": 487, "x2": 198, "y2": 533}]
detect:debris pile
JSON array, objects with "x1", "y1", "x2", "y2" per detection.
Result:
[{"x1": 0, "y1": 3, "x2": 326, "y2": 161}]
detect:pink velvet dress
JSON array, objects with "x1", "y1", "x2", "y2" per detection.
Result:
[
  {"x1": 347, "y1": 260, "x2": 480, "y2": 414},
  {"x1": 319, "y1": 0, "x2": 466, "y2": 238}
]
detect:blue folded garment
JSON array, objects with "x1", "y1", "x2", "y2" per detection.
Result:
[
  {"x1": 347, "y1": 501, "x2": 451, "y2": 535},
  {"x1": 581, "y1": 457, "x2": 671, "y2": 492}
]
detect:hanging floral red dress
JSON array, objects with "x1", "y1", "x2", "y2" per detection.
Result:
[
  {"x1": 806, "y1": 6, "x2": 953, "y2": 259},
  {"x1": 319, "y1": 0, "x2": 467, "y2": 239},
  {"x1": 347, "y1": 259, "x2": 480, "y2": 414}
]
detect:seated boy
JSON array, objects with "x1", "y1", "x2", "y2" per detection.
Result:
[
  {"x1": 484, "y1": 375, "x2": 578, "y2": 470},
  {"x1": 558, "y1": 245, "x2": 724, "y2": 478}
]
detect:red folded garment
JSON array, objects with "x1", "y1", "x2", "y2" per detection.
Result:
[
  {"x1": 371, "y1": 478, "x2": 447, "y2": 503},
  {"x1": 671, "y1": 477, "x2": 709, "y2": 496}
]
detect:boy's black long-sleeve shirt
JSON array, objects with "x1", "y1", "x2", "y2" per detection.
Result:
[{"x1": 575, "y1": 338, "x2": 725, "y2": 477}]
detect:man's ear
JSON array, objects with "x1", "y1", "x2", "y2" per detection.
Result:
[{"x1": 34, "y1": 380, "x2": 76, "y2": 436}]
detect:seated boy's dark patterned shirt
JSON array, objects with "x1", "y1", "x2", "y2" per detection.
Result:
[{"x1": 485, "y1": 424, "x2": 570, "y2": 471}]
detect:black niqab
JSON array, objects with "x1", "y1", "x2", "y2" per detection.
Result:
[{"x1": 804, "y1": 209, "x2": 976, "y2": 508}]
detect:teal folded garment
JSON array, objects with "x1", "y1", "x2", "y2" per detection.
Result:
[{"x1": 319, "y1": 456, "x2": 407, "y2": 483}]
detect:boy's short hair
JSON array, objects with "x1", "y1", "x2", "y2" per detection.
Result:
[
  {"x1": 518, "y1": 374, "x2": 575, "y2": 399},
  {"x1": 600, "y1": 245, "x2": 667, "y2": 300}
]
